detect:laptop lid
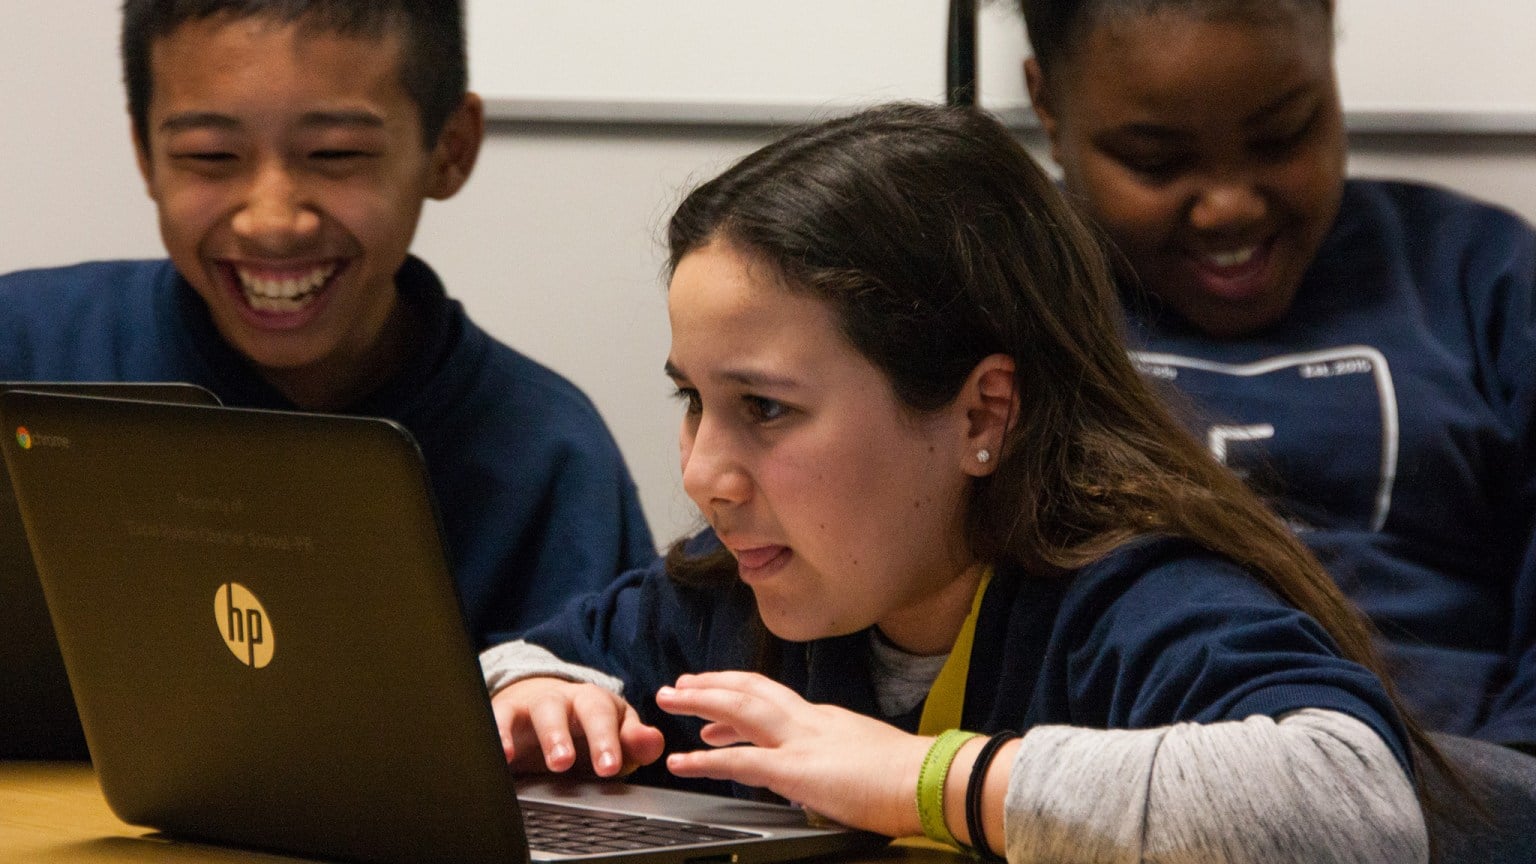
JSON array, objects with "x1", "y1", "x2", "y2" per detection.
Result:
[
  {"x1": 0, "y1": 391, "x2": 879, "y2": 864},
  {"x1": 0, "y1": 383, "x2": 220, "y2": 760}
]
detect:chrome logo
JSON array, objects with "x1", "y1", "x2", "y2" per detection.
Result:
[{"x1": 15, "y1": 427, "x2": 31, "y2": 450}]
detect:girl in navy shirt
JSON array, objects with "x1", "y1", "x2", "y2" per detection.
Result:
[
  {"x1": 481, "y1": 104, "x2": 1432, "y2": 862},
  {"x1": 1018, "y1": 0, "x2": 1536, "y2": 750}
]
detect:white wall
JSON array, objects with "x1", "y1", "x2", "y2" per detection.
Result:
[
  {"x1": 469, "y1": 0, "x2": 1536, "y2": 128},
  {"x1": 4, "y1": 6, "x2": 1535, "y2": 547}
]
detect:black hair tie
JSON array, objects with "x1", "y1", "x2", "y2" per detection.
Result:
[{"x1": 965, "y1": 730, "x2": 1019, "y2": 861}]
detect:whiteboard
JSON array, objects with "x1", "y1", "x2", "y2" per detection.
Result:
[{"x1": 468, "y1": 0, "x2": 1536, "y2": 133}]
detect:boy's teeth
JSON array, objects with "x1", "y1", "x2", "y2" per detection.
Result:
[
  {"x1": 1208, "y1": 247, "x2": 1257, "y2": 268},
  {"x1": 236, "y1": 264, "x2": 335, "y2": 306},
  {"x1": 247, "y1": 293, "x2": 310, "y2": 314}
]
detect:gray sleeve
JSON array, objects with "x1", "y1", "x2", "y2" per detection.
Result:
[
  {"x1": 1002, "y1": 708, "x2": 1427, "y2": 864},
  {"x1": 478, "y1": 640, "x2": 625, "y2": 697}
]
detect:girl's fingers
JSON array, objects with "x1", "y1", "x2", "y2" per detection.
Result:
[
  {"x1": 504, "y1": 722, "x2": 545, "y2": 769},
  {"x1": 492, "y1": 680, "x2": 660, "y2": 776},
  {"x1": 657, "y1": 672, "x2": 808, "y2": 744},
  {"x1": 698, "y1": 721, "x2": 746, "y2": 746},
  {"x1": 569, "y1": 687, "x2": 628, "y2": 776},
  {"x1": 491, "y1": 693, "x2": 518, "y2": 756},
  {"x1": 666, "y1": 745, "x2": 775, "y2": 789},
  {"x1": 657, "y1": 684, "x2": 783, "y2": 740},
  {"x1": 618, "y1": 706, "x2": 668, "y2": 771},
  {"x1": 673, "y1": 671, "x2": 799, "y2": 702},
  {"x1": 526, "y1": 695, "x2": 581, "y2": 772}
]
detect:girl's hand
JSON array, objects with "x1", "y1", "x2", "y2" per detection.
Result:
[
  {"x1": 490, "y1": 676, "x2": 665, "y2": 777},
  {"x1": 655, "y1": 671, "x2": 929, "y2": 837}
]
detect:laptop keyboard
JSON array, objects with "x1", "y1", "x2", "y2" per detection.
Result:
[{"x1": 521, "y1": 800, "x2": 760, "y2": 856}]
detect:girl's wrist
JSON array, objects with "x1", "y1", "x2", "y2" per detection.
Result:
[
  {"x1": 932, "y1": 732, "x2": 1019, "y2": 857},
  {"x1": 941, "y1": 736, "x2": 985, "y2": 848},
  {"x1": 914, "y1": 730, "x2": 982, "y2": 847}
]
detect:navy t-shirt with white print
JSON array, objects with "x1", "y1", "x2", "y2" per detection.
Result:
[{"x1": 1122, "y1": 179, "x2": 1536, "y2": 744}]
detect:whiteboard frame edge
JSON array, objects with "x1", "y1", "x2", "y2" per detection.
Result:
[{"x1": 484, "y1": 97, "x2": 1536, "y2": 136}]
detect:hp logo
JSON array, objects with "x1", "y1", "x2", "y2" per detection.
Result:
[{"x1": 215, "y1": 582, "x2": 274, "y2": 668}]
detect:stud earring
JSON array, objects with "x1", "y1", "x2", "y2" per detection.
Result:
[{"x1": 976, "y1": 449, "x2": 991, "y2": 464}]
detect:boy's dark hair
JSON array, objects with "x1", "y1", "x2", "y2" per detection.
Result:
[{"x1": 121, "y1": 0, "x2": 467, "y2": 148}]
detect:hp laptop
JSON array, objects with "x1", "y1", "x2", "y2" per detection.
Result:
[
  {"x1": 0, "y1": 391, "x2": 880, "y2": 864},
  {"x1": 0, "y1": 382, "x2": 220, "y2": 760}
]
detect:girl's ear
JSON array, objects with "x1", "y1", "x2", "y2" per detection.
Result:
[{"x1": 958, "y1": 353, "x2": 1018, "y2": 477}]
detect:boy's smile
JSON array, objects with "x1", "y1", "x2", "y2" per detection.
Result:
[
  {"x1": 136, "y1": 16, "x2": 478, "y2": 409},
  {"x1": 227, "y1": 261, "x2": 339, "y2": 317}
]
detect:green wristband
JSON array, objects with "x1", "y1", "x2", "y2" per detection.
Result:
[{"x1": 917, "y1": 729, "x2": 980, "y2": 848}]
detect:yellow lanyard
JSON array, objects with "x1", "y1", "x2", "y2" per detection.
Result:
[
  {"x1": 917, "y1": 567, "x2": 991, "y2": 736},
  {"x1": 893, "y1": 568, "x2": 992, "y2": 852}
]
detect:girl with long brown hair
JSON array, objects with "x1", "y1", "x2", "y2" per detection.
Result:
[{"x1": 481, "y1": 102, "x2": 1428, "y2": 862}]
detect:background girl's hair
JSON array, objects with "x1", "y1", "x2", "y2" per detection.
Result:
[
  {"x1": 662, "y1": 100, "x2": 1450, "y2": 822},
  {"x1": 1018, "y1": 0, "x2": 1333, "y2": 80}
]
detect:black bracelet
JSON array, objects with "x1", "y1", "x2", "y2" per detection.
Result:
[{"x1": 965, "y1": 731, "x2": 1018, "y2": 861}]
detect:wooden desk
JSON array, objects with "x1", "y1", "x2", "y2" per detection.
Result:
[
  {"x1": 0, "y1": 762, "x2": 960, "y2": 864},
  {"x1": 0, "y1": 761, "x2": 293, "y2": 862}
]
